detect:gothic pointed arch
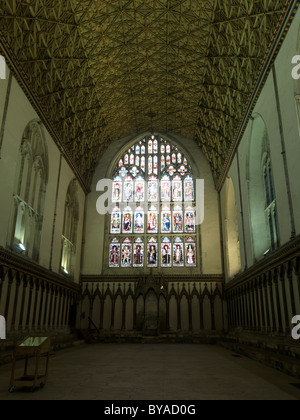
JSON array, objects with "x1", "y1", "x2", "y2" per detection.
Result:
[
  {"x1": 107, "y1": 134, "x2": 198, "y2": 271},
  {"x1": 224, "y1": 177, "x2": 241, "y2": 280},
  {"x1": 247, "y1": 114, "x2": 279, "y2": 261},
  {"x1": 10, "y1": 119, "x2": 48, "y2": 261},
  {"x1": 61, "y1": 179, "x2": 80, "y2": 278}
]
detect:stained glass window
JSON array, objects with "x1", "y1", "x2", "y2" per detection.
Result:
[
  {"x1": 186, "y1": 237, "x2": 197, "y2": 267},
  {"x1": 148, "y1": 205, "x2": 158, "y2": 234},
  {"x1": 161, "y1": 238, "x2": 172, "y2": 268},
  {"x1": 109, "y1": 135, "x2": 197, "y2": 269},
  {"x1": 123, "y1": 176, "x2": 134, "y2": 202},
  {"x1": 148, "y1": 156, "x2": 153, "y2": 175},
  {"x1": 148, "y1": 237, "x2": 158, "y2": 267},
  {"x1": 141, "y1": 156, "x2": 146, "y2": 172},
  {"x1": 121, "y1": 238, "x2": 132, "y2": 268},
  {"x1": 110, "y1": 239, "x2": 120, "y2": 268},
  {"x1": 173, "y1": 176, "x2": 183, "y2": 202},
  {"x1": 123, "y1": 207, "x2": 133, "y2": 234},
  {"x1": 161, "y1": 155, "x2": 166, "y2": 171},
  {"x1": 185, "y1": 207, "x2": 196, "y2": 233},
  {"x1": 173, "y1": 237, "x2": 184, "y2": 267},
  {"x1": 173, "y1": 205, "x2": 184, "y2": 233},
  {"x1": 184, "y1": 175, "x2": 194, "y2": 202},
  {"x1": 134, "y1": 207, "x2": 145, "y2": 234},
  {"x1": 133, "y1": 238, "x2": 144, "y2": 267},
  {"x1": 148, "y1": 177, "x2": 158, "y2": 202},
  {"x1": 161, "y1": 206, "x2": 171, "y2": 234},
  {"x1": 135, "y1": 176, "x2": 145, "y2": 202},
  {"x1": 148, "y1": 140, "x2": 153, "y2": 154},
  {"x1": 112, "y1": 177, "x2": 122, "y2": 203},
  {"x1": 111, "y1": 207, "x2": 121, "y2": 234}
]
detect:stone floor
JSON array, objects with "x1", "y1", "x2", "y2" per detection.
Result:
[{"x1": 0, "y1": 343, "x2": 300, "y2": 400}]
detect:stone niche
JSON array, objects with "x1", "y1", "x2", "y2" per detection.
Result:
[{"x1": 135, "y1": 272, "x2": 168, "y2": 335}]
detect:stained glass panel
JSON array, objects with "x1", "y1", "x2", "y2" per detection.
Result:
[
  {"x1": 134, "y1": 207, "x2": 144, "y2": 234},
  {"x1": 135, "y1": 177, "x2": 145, "y2": 202},
  {"x1": 147, "y1": 238, "x2": 158, "y2": 267},
  {"x1": 185, "y1": 207, "x2": 196, "y2": 233},
  {"x1": 123, "y1": 207, "x2": 133, "y2": 234},
  {"x1": 112, "y1": 177, "x2": 122, "y2": 203},
  {"x1": 141, "y1": 156, "x2": 146, "y2": 172},
  {"x1": 161, "y1": 238, "x2": 172, "y2": 268},
  {"x1": 173, "y1": 237, "x2": 184, "y2": 267},
  {"x1": 133, "y1": 238, "x2": 144, "y2": 267},
  {"x1": 173, "y1": 176, "x2": 183, "y2": 202},
  {"x1": 121, "y1": 238, "x2": 132, "y2": 268},
  {"x1": 161, "y1": 176, "x2": 171, "y2": 202},
  {"x1": 109, "y1": 239, "x2": 120, "y2": 268},
  {"x1": 147, "y1": 206, "x2": 158, "y2": 233},
  {"x1": 123, "y1": 176, "x2": 134, "y2": 202},
  {"x1": 184, "y1": 175, "x2": 194, "y2": 202},
  {"x1": 148, "y1": 156, "x2": 153, "y2": 175},
  {"x1": 161, "y1": 206, "x2": 171, "y2": 234},
  {"x1": 186, "y1": 238, "x2": 196, "y2": 267},
  {"x1": 153, "y1": 156, "x2": 158, "y2": 175},
  {"x1": 161, "y1": 155, "x2": 165, "y2": 171},
  {"x1": 111, "y1": 207, "x2": 121, "y2": 234},
  {"x1": 148, "y1": 177, "x2": 158, "y2": 202},
  {"x1": 173, "y1": 205, "x2": 184, "y2": 233}
]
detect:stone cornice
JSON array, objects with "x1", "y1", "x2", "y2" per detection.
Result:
[
  {"x1": 0, "y1": 247, "x2": 80, "y2": 293},
  {"x1": 81, "y1": 274, "x2": 224, "y2": 284},
  {"x1": 225, "y1": 236, "x2": 300, "y2": 292}
]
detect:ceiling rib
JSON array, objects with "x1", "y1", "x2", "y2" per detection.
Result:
[{"x1": 0, "y1": 0, "x2": 298, "y2": 190}]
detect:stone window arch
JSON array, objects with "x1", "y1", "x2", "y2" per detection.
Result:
[
  {"x1": 11, "y1": 120, "x2": 48, "y2": 261},
  {"x1": 224, "y1": 177, "x2": 241, "y2": 279},
  {"x1": 107, "y1": 134, "x2": 198, "y2": 270},
  {"x1": 61, "y1": 179, "x2": 79, "y2": 278},
  {"x1": 247, "y1": 114, "x2": 279, "y2": 260}
]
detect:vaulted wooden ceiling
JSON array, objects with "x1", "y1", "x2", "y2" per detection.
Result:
[{"x1": 0, "y1": 0, "x2": 297, "y2": 190}]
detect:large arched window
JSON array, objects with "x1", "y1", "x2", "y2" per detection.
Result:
[
  {"x1": 61, "y1": 180, "x2": 79, "y2": 278},
  {"x1": 224, "y1": 178, "x2": 241, "y2": 279},
  {"x1": 11, "y1": 120, "x2": 48, "y2": 261},
  {"x1": 108, "y1": 135, "x2": 197, "y2": 269},
  {"x1": 247, "y1": 115, "x2": 279, "y2": 260}
]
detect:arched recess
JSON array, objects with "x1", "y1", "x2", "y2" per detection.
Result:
[
  {"x1": 105, "y1": 134, "x2": 199, "y2": 273},
  {"x1": 247, "y1": 114, "x2": 279, "y2": 261},
  {"x1": 60, "y1": 179, "x2": 79, "y2": 278},
  {"x1": 224, "y1": 178, "x2": 241, "y2": 280},
  {"x1": 10, "y1": 120, "x2": 48, "y2": 261}
]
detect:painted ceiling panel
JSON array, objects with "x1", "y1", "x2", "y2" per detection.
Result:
[{"x1": 0, "y1": 0, "x2": 295, "y2": 189}]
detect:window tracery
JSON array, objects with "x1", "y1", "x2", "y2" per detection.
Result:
[{"x1": 108, "y1": 135, "x2": 197, "y2": 269}]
